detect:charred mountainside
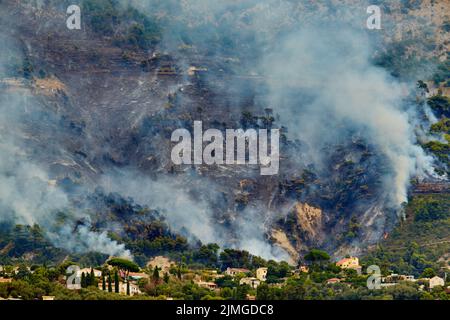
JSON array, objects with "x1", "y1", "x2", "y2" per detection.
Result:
[{"x1": 0, "y1": 0, "x2": 449, "y2": 263}]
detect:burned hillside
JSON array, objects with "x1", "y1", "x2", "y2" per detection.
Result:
[{"x1": 0, "y1": 0, "x2": 448, "y2": 262}]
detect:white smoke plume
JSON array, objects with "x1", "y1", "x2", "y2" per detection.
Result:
[
  {"x1": 0, "y1": 35, "x2": 131, "y2": 260},
  {"x1": 99, "y1": 169, "x2": 285, "y2": 260},
  {"x1": 122, "y1": 0, "x2": 439, "y2": 209},
  {"x1": 261, "y1": 26, "x2": 437, "y2": 208}
]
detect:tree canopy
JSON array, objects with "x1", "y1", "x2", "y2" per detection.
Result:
[{"x1": 107, "y1": 258, "x2": 139, "y2": 273}]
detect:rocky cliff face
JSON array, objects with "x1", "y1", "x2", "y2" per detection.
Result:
[{"x1": 0, "y1": 0, "x2": 448, "y2": 261}]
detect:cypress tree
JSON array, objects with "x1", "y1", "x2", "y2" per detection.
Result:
[
  {"x1": 81, "y1": 272, "x2": 86, "y2": 288},
  {"x1": 177, "y1": 266, "x2": 182, "y2": 280},
  {"x1": 126, "y1": 280, "x2": 130, "y2": 296},
  {"x1": 102, "y1": 275, "x2": 106, "y2": 291},
  {"x1": 90, "y1": 268, "x2": 95, "y2": 287},
  {"x1": 108, "y1": 273, "x2": 112, "y2": 292},
  {"x1": 152, "y1": 266, "x2": 160, "y2": 281},
  {"x1": 114, "y1": 270, "x2": 119, "y2": 293}
]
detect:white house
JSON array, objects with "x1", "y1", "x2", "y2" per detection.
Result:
[
  {"x1": 240, "y1": 277, "x2": 261, "y2": 289},
  {"x1": 195, "y1": 281, "x2": 218, "y2": 290},
  {"x1": 256, "y1": 268, "x2": 268, "y2": 281},
  {"x1": 429, "y1": 276, "x2": 445, "y2": 289},
  {"x1": 99, "y1": 281, "x2": 141, "y2": 296},
  {"x1": 225, "y1": 268, "x2": 250, "y2": 276},
  {"x1": 120, "y1": 282, "x2": 141, "y2": 296}
]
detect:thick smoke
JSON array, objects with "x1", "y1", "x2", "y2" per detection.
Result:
[
  {"x1": 261, "y1": 26, "x2": 437, "y2": 209},
  {"x1": 71, "y1": 1, "x2": 440, "y2": 255},
  {"x1": 125, "y1": 0, "x2": 438, "y2": 209},
  {"x1": 234, "y1": 206, "x2": 290, "y2": 261},
  {"x1": 0, "y1": 34, "x2": 131, "y2": 259},
  {"x1": 99, "y1": 169, "x2": 285, "y2": 260},
  {"x1": 99, "y1": 170, "x2": 219, "y2": 244}
]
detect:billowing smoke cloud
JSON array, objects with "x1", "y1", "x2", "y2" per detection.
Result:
[
  {"x1": 124, "y1": 0, "x2": 439, "y2": 209},
  {"x1": 233, "y1": 206, "x2": 290, "y2": 261},
  {"x1": 261, "y1": 26, "x2": 437, "y2": 209},
  {"x1": 99, "y1": 170, "x2": 219, "y2": 244},
  {"x1": 0, "y1": 34, "x2": 131, "y2": 259},
  {"x1": 99, "y1": 169, "x2": 285, "y2": 260},
  {"x1": 46, "y1": 222, "x2": 132, "y2": 259}
]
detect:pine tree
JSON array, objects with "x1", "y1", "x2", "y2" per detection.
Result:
[{"x1": 114, "y1": 270, "x2": 119, "y2": 293}]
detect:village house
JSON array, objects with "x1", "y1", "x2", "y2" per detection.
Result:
[
  {"x1": 256, "y1": 267, "x2": 268, "y2": 281},
  {"x1": 240, "y1": 277, "x2": 261, "y2": 289},
  {"x1": 0, "y1": 277, "x2": 12, "y2": 284},
  {"x1": 195, "y1": 281, "x2": 218, "y2": 290},
  {"x1": 382, "y1": 274, "x2": 416, "y2": 284},
  {"x1": 99, "y1": 281, "x2": 141, "y2": 296},
  {"x1": 42, "y1": 296, "x2": 55, "y2": 301},
  {"x1": 326, "y1": 278, "x2": 341, "y2": 285},
  {"x1": 225, "y1": 267, "x2": 250, "y2": 277},
  {"x1": 121, "y1": 282, "x2": 141, "y2": 296},
  {"x1": 336, "y1": 257, "x2": 362, "y2": 274},
  {"x1": 429, "y1": 276, "x2": 445, "y2": 289},
  {"x1": 128, "y1": 272, "x2": 149, "y2": 281}
]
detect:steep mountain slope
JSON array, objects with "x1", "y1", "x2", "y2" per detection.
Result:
[
  {"x1": 363, "y1": 192, "x2": 450, "y2": 276},
  {"x1": 0, "y1": 0, "x2": 448, "y2": 262}
]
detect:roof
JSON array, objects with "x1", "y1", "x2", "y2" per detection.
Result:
[
  {"x1": 128, "y1": 272, "x2": 149, "y2": 279},
  {"x1": 336, "y1": 257, "x2": 359, "y2": 266}
]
